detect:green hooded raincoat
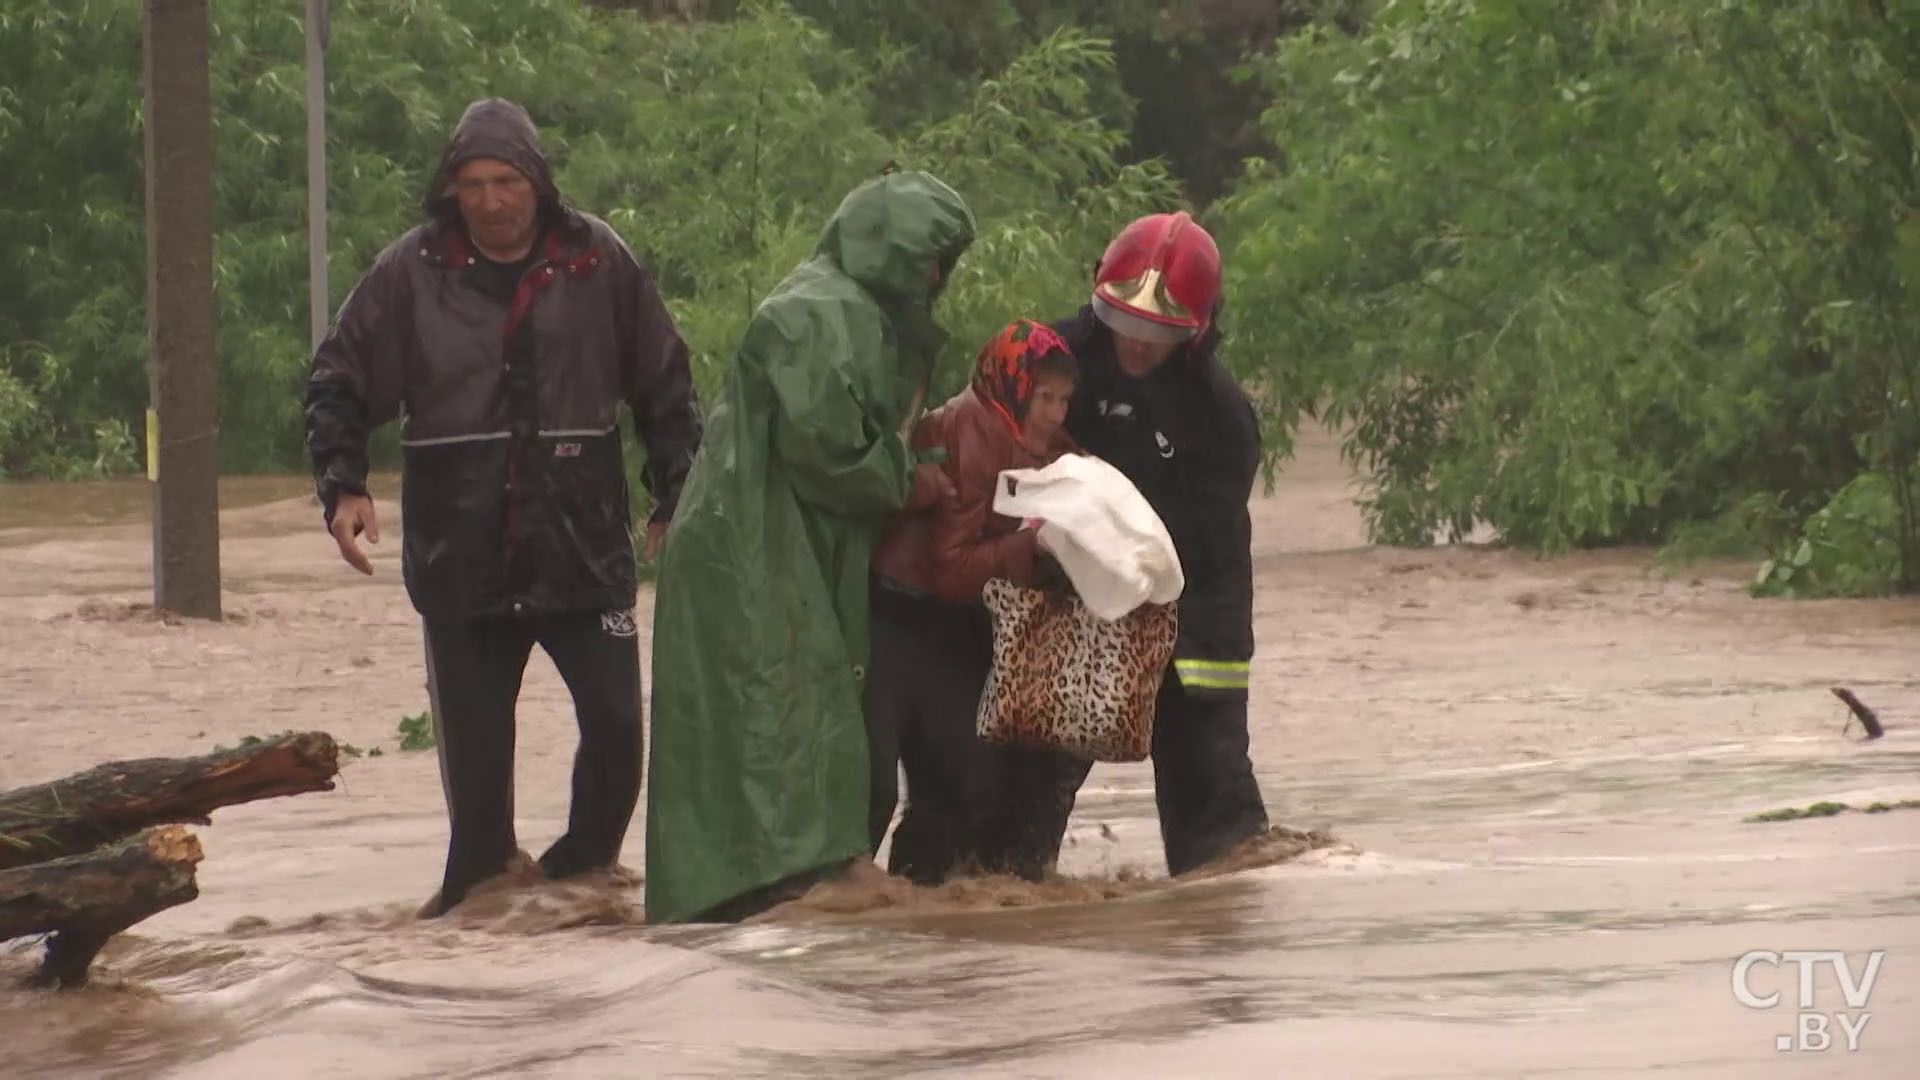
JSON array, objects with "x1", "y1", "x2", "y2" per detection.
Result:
[{"x1": 644, "y1": 171, "x2": 976, "y2": 923}]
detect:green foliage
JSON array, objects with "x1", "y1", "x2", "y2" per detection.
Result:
[
  {"x1": 892, "y1": 27, "x2": 1183, "y2": 402},
  {"x1": 786, "y1": 0, "x2": 1283, "y2": 203},
  {"x1": 0, "y1": 2, "x2": 149, "y2": 478},
  {"x1": 1, "y1": 0, "x2": 1172, "y2": 508},
  {"x1": 35, "y1": 0, "x2": 1918, "y2": 605},
  {"x1": 397, "y1": 711, "x2": 436, "y2": 752},
  {"x1": 1745, "y1": 801, "x2": 1851, "y2": 823},
  {"x1": 1746, "y1": 799, "x2": 1920, "y2": 823},
  {"x1": 1655, "y1": 492, "x2": 1800, "y2": 567},
  {"x1": 1214, "y1": 0, "x2": 1920, "y2": 593},
  {"x1": 215, "y1": 730, "x2": 364, "y2": 757},
  {"x1": 215, "y1": 731, "x2": 284, "y2": 754},
  {"x1": 783, "y1": 0, "x2": 1157, "y2": 134},
  {"x1": 1752, "y1": 469, "x2": 1915, "y2": 598}
]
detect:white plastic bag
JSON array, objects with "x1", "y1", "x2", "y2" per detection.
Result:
[{"x1": 992, "y1": 453, "x2": 1184, "y2": 621}]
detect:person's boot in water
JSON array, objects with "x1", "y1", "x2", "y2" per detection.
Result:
[{"x1": 415, "y1": 848, "x2": 539, "y2": 919}]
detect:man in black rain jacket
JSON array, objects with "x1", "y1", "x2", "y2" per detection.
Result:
[{"x1": 303, "y1": 98, "x2": 701, "y2": 915}]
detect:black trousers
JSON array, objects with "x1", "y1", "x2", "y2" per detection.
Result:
[
  {"x1": 865, "y1": 583, "x2": 992, "y2": 883},
  {"x1": 1026, "y1": 676, "x2": 1271, "y2": 877},
  {"x1": 420, "y1": 608, "x2": 643, "y2": 915},
  {"x1": 980, "y1": 739, "x2": 1086, "y2": 881},
  {"x1": 866, "y1": 582, "x2": 1089, "y2": 884}
]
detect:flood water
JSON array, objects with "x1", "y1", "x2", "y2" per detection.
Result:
[{"x1": 3, "y1": 427, "x2": 1916, "y2": 1077}]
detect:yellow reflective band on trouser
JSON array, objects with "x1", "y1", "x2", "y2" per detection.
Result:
[{"x1": 1174, "y1": 659, "x2": 1249, "y2": 690}]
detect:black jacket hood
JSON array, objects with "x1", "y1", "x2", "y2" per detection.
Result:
[{"x1": 422, "y1": 98, "x2": 567, "y2": 227}]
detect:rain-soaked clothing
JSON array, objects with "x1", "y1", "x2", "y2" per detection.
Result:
[
  {"x1": 868, "y1": 320, "x2": 1083, "y2": 884},
  {"x1": 302, "y1": 98, "x2": 699, "y2": 914},
  {"x1": 1046, "y1": 303, "x2": 1271, "y2": 875},
  {"x1": 643, "y1": 171, "x2": 976, "y2": 924}
]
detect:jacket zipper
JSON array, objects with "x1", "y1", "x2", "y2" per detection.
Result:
[{"x1": 501, "y1": 253, "x2": 555, "y2": 605}]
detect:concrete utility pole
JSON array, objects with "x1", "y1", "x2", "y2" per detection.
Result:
[
  {"x1": 143, "y1": 0, "x2": 222, "y2": 620},
  {"x1": 306, "y1": 0, "x2": 329, "y2": 349}
]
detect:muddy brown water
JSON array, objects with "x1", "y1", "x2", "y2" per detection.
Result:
[{"x1": 3, "y1": 426, "x2": 1917, "y2": 1078}]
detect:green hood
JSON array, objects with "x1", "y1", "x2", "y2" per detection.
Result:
[{"x1": 814, "y1": 170, "x2": 977, "y2": 307}]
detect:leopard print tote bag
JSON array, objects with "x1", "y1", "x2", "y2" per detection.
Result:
[{"x1": 975, "y1": 577, "x2": 1179, "y2": 763}]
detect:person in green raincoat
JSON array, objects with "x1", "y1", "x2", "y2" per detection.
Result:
[{"x1": 644, "y1": 170, "x2": 977, "y2": 924}]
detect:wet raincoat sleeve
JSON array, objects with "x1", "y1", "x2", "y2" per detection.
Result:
[
  {"x1": 761, "y1": 315, "x2": 917, "y2": 516},
  {"x1": 303, "y1": 246, "x2": 409, "y2": 523}
]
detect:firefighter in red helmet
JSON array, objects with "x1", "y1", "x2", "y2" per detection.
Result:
[{"x1": 1000, "y1": 211, "x2": 1272, "y2": 880}]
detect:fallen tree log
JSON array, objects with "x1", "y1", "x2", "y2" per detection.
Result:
[
  {"x1": 0, "y1": 732, "x2": 339, "y2": 871},
  {"x1": 0, "y1": 826, "x2": 203, "y2": 987}
]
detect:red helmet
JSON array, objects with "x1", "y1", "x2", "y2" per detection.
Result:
[{"x1": 1091, "y1": 211, "x2": 1221, "y2": 344}]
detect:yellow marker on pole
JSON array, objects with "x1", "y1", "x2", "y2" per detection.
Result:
[{"x1": 146, "y1": 407, "x2": 159, "y2": 481}]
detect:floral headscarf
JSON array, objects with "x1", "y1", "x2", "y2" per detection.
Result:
[{"x1": 970, "y1": 319, "x2": 1073, "y2": 439}]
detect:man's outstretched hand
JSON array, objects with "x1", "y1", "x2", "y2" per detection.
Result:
[{"x1": 329, "y1": 492, "x2": 380, "y2": 575}]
